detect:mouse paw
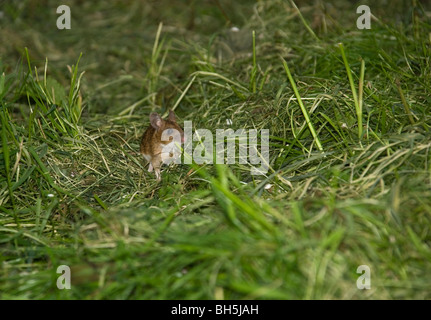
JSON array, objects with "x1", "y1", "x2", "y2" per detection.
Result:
[{"x1": 155, "y1": 169, "x2": 161, "y2": 181}]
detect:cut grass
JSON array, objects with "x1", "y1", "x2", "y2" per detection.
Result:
[{"x1": 1, "y1": 0, "x2": 431, "y2": 300}]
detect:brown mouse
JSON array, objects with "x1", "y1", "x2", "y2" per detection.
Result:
[{"x1": 140, "y1": 110, "x2": 184, "y2": 181}]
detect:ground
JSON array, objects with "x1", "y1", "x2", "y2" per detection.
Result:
[{"x1": 0, "y1": 0, "x2": 431, "y2": 299}]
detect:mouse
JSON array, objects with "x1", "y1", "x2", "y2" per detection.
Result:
[{"x1": 140, "y1": 110, "x2": 184, "y2": 181}]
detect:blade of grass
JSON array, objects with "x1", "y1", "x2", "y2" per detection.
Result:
[
  {"x1": 395, "y1": 79, "x2": 415, "y2": 125},
  {"x1": 191, "y1": 71, "x2": 249, "y2": 92},
  {"x1": 215, "y1": 164, "x2": 241, "y2": 230},
  {"x1": 359, "y1": 58, "x2": 365, "y2": 136},
  {"x1": 339, "y1": 43, "x2": 363, "y2": 140},
  {"x1": 290, "y1": 0, "x2": 319, "y2": 41},
  {"x1": 164, "y1": 75, "x2": 196, "y2": 117},
  {"x1": 0, "y1": 108, "x2": 17, "y2": 218},
  {"x1": 250, "y1": 30, "x2": 257, "y2": 93},
  {"x1": 281, "y1": 58, "x2": 323, "y2": 152}
]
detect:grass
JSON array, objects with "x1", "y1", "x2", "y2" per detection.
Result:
[{"x1": 1, "y1": 0, "x2": 431, "y2": 299}]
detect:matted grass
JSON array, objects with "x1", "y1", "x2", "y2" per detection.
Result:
[{"x1": 1, "y1": 0, "x2": 431, "y2": 299}]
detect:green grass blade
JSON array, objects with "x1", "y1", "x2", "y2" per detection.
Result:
[
  {"x1": 339, "y1": 43, "x2": 363, "y2": 139},
  {"x1": 281, "y1": 58, "x2": 323, "y2": 152},
  {"x1": 0, "y1": 109, "x2": 16, "y2": 213}
]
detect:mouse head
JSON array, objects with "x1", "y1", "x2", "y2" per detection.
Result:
[{"x1": 150, "y1": 110, "x2": 184, "y2": 144}]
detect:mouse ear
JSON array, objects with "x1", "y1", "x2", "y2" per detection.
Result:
[
  {"x1": 168, "y1": 109, "x2": 176, "y2": 122},
  {"x1": 150, "y1": 113, "x2": 162, "y2": 130}
]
